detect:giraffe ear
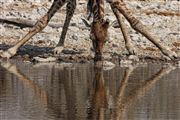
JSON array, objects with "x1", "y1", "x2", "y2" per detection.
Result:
[
  {"x1": 81, "y1": 17, "x2": 91, "y2": 27},
  {"x1": 103, "y1": 19, "x2": 110, "y2": 29}
]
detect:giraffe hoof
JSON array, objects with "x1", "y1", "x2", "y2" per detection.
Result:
[
  {"x1": 128, "y1": 48, "x2": 136, "y2": 55},
  {"x1": 128, "y1": 55, "x2": 139, "y2": 62},
  {"x1": 0, "y1": 61, "x2": 17, "y2": 73},
  {"x1": 126, "y1": 43, "x2": 136, "y2": 55},
  {"x1": 162, "y1": 49, "x2": 178, "y2": 60},
  {"x1": 167, "y1": 52, "x2": 178, "y2": 60},
  {"x1": 53, "y1": 46, "x2": 64, "y2": 55},
  {"x1": 0, "y1": 49, "x2": 15, "y2": 59}
]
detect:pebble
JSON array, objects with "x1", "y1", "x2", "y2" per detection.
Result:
[
  {"x1": 120, "y1": 60, "x2": 133, "y2": 67},
  {"x1": 128, "y1": 55, "x2": 140, "y2": 62},
  {"x1": 33, "y1": 57, "x2": 57, "y2": 63},
  {"x1": 103, "y1": 61, "x2": 116, "y2": 70}
]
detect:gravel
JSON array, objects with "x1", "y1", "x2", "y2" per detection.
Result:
[{"x1": 0, "y1": 0, "x2": 179, "y2": 62}]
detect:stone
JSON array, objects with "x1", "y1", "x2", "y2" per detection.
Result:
[
  {"x1": 33, "y1": 56, "x2": 57, "y2": 63},
  {"x1": 128, "y1": 55, "x2": 140, "y2": 62}
]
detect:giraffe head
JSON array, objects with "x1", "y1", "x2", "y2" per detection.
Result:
[{"x1": 90, "y1": 19, "x2": 110, "y2": 61}]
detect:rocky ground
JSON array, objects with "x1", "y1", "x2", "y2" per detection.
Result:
[{"x1": 0, "y1": 0, "x2": 179, "y2": 63}]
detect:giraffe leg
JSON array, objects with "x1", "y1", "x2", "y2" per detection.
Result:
[
  {"x1": 53, "y1": 0, "x2": 77, "y2": 55},
  {"x1": 0, "y1": 0, "x2": 66, "y2": 58},
  {"x1": 111, "y1": 7, "x2": 136, "y2": 55},
  {"x1": 87, "y1": 0, "x2": 93, "y2": 20},
  {"x1": 108, "y1": 0, "x2": 177, "y2": 60}
]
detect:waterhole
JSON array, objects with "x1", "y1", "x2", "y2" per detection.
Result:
[{"x1": 0, "y1": 61, "x2": 179, "y2": 120}]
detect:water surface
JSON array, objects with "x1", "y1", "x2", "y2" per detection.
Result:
[{"x1": 0, "y1": 61, "x2": 179, "y2": 120}]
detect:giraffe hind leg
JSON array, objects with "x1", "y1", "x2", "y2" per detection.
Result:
[
  {"x1": 53, "y1": 0, "x2": 77, "y2": 55},
  {"x1": 87, "y1": 0, "x2": 93, "y2": 20},
  {"x1": 111, "y1": 7, "x2": 136, "y2": 55},
  {"x1": 108, "y1": 0, "x2": 177, "y2": 60},
  {"x1": 0, "y1": 0, "x2": 66, "y2": 58}
]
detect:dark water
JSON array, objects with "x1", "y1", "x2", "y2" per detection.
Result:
[{"x1": 0, "y1": 61, "x2": 179, "y2": 120}]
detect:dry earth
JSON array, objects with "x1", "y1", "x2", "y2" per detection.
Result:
[{"x1": 0, "y1": 0, "x2": 180, "y2": 63}]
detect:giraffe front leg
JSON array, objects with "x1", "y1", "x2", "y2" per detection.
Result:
[
  {"x1": 111, "y1": 6, "x2": 136, "y2": 55},
  {"x1": 53, "y1": 1, "x2": 77, "y2": 55},
  {"x1": 108, "y1": 0, "x2": 177, "y2": 60},
  {"x1": 0, "y1": 15, "x2": 48, "y2": 59},
  {"x1": 0, "y1": 0, "x2": 65, "y2": 58},
  {"x1": 0, "y1": 48, "x2": 17, "y2": 59}
]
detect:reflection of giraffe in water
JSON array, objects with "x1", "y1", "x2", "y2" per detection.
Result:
[
  {"x1": 0, "y1": 61, "x2": 81, "y2": 119},
  {"x1": 0, "y1": 61, "x2": 48, "y2": 106},
  {"x1": 87, "y1": 65, "x2": 108, "y2": 120},
  {"x1": 0, "y1": 0, "x2": 177, "y2": 60},
  {"x1": 87, "y1": 63, "x2": 175, "y2": 119},
  {"x1": 112, "y1": 64, "x2": 175, "y2": 119}
]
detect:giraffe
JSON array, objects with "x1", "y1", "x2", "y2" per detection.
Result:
[
  {"x1": 0, "y1": 0, "x2": 109, "y2": 61},
  {"x1": 0, "y1": 0, "x2": 178, "y2": 60},
  {"x1": 87, "y1": 63, "x2": 175, "y2": 120}
]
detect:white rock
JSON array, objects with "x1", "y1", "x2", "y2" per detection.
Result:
[
  {"x1": 103, "y1": 61, "x2": 115, "y2": 70},
  {"x1": 120, "y1": 60, "x2": 133, "y2": 67},
  {"x1": 33, "y1": 56, "x2": 57, "y2": 63},
  {"x1": 128, "y1": 55, "x2": 139, "y2": 62}
]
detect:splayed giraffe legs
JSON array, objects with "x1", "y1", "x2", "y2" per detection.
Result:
[
  {"x1": 0, "y1": 0, "x2": 177, "y2": 60},
  {"x1": 0, "y1": 0, "x2": 66, "y2": 58},
  {"x1": 116, "y1": 0, "x2": 177, "y2": 59},
  {"x1": 107, "y1": 0, "x2": 177, "y2": 60},
  {"x1": 53, "y1": 0, "x2": 77, "y2": 55}
]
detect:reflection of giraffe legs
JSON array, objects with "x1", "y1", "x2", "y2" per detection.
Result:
[
  {"x1": 116, "y1": 65, "x2": 136, "y2": 103},
  {"x1": 60, "y1": 68, "x2": 77, "y2": 119},
  {"x1": 107, "y1": 0, "x2": 177, "y2": 60},
  {"x1": 111, "y1": 65, "x2": 136, "y2": 119},
  {"x1": 113, "y1": 64, "x2": 175, "y2": 120},
  {"x1": 0, "y1": 61, "x2": 48, "y2": 106},
  {"x1": 0, "y1": 0, "x2": 65, "y2": 58}
]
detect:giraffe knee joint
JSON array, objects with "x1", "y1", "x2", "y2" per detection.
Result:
[
  {"x1": 130, "y1": 18, "x2": 141, "y2": 28},
  {"x1": 33, "y1": 15, "x2": 49, "y2": 32}
]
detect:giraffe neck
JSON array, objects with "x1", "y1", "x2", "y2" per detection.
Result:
[{"x1": 92, "y1": 0, "x2": 105, "y2": 22}]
